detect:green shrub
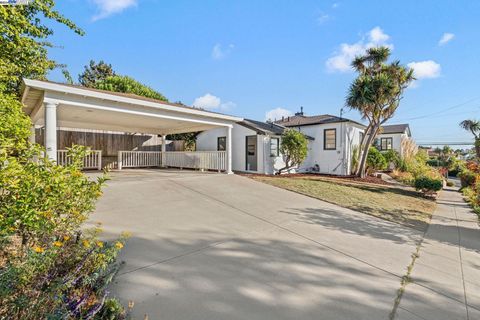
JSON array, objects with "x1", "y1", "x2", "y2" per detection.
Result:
[
  {"x1": 458, "y1": 169, "x2": 476, "y2": 188},
  {"x1": 426, "y1": 159, "x2": 443, "y2": 167},
  {"x1": 414, "y1": 176, "x2": 443, "y2": 196},
  {"x1": 462, "y1": 186, "x2": 480, "y2": 216},
  {"x1": 447, "y1": 158, "x2": 466, "y2": 177},
  {"x1": 367, "y1": 147, "x2": 387, "y2": 171},
  {"x1": 0, "y1": 92, "x2": 127, "y2": 319}
]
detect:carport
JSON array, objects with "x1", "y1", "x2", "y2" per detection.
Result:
[{"x1": 21, "y1": 79, "x2": 242, "y2": 173}]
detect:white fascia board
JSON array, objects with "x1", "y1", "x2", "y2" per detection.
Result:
[
  {"x1": 23, "y1": 79, "x2": 243, "y2": 122},
  {"x1": 43, "y1": 96, "x2": 234, "y2": 130}
]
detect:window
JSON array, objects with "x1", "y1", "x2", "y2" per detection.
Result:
[
  {"x1": 217, "y1": 136, "x2": 226, "y2": 151},
  {"x1": 270, "y1": 138, "x2": 280, "y2": 157},
  {"x1": 380, "y1": 138, "x2": 393, "y2": 150},
  {"x1": 324, "y1": 129, "x2": 336, "y2": 150}
]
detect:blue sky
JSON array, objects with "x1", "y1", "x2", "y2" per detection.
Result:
[{"x1": 47, "y1": 0, "x2": 480, "y2": 146}]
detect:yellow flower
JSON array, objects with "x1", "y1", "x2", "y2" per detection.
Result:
[
  {"x1": 63, "y1": 235, "x2": 71, "y2": 241},
  {"x1": 115, "y1": 242, "x2": 124, "y2": 249},
  {"x1": 53, "y1": 241, "x2": 63, "y2": 247},
  {"x1": 34, "y1": 246, "x2": 45, "y2": 253},
  {"x1": 82, "y1": 240, "x2": 90, "y2": 248},
  {"x1": 96, "y1": 241, "x2": 104, "y2": 248}
]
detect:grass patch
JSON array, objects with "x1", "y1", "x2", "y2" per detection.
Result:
[{"x1": 252, "y1": 176, "x2": 435, "y2": 231}]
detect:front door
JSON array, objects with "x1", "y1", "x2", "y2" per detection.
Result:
[{"x1": 245, "y1": 135, "x2": 257, "y2": 171}]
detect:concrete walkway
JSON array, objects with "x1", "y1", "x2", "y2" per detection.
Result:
[{"x1": 396, "y1": 186, "x2": 480, "y2": 320}]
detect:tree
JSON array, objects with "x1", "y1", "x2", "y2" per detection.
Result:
[
  {"x1": 459, "y1": 119, "x2": 480, "y2": 158},
  {"x1": 0, "y1": 1, "x2": 83, "y2": 96},
  {"x1": 78, "y1": 60, "x2": 116, "y2": 87},
  {"x1": 347, "y1": 46, "x2": 414, "y2": 177},
  {"x1": 277, "y1": 130, "x2": 308, "y2": 174},
  {"x1": 94, "y1": 75, "x2": 168, "y2": 101},
  {"x1": 167, "y1": 132, "x2": 198, "y2": 151}
]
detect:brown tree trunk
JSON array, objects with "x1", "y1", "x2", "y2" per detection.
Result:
[{"x1": 357, "y1": 124, "x2": 382, "y2": 178}]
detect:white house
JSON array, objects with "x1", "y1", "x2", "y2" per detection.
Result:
[
  {"x1": 275, "y1": 113, "x2": 365, "y2": 175},
  {"x1": 375, "y1": 124, "x2": 412, "y2": 156},
  {"x1": 196, "y1": 119, "x2": 289, "y2": 174}
]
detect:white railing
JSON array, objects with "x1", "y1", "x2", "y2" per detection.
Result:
[
  {"x1": 117, "y1": 151, "x2": 227, "y2": 171},
  {"x1": 118, "y1": 151, "x2": 162, "y2": 169},
  {"x1": 163, "y1": 151, "x2": 227, "y2": 171},
  {"x1": 57, "y1": 150, "x2": 102, "y2": 170}
]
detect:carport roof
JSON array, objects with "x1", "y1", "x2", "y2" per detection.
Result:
[
  {"x1": 21, "y1": 79, "x2": 242, "y2": 135},
  {"x1": 21, "y1": 79, "x2": 242, "y2": 122}
]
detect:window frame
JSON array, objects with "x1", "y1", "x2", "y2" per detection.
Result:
[
  {"x1": 270, "y1": 137, "x2": 280, "y2": 157},
  {"x1": 323, "y1": 128, "x2": 337, "y2": 150},
  {"x1": 217, "y1": 136, "x2": 226, "y2": 151},
  {"x1": 380, "y1": 137, "x2": 393, "y2": 151}
]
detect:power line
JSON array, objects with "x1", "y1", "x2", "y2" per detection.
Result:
[{"x1": 394, "y1": 97, "x2": 480, "y2": 122}]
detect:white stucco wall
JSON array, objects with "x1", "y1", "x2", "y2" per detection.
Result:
[
  {"x1": 196, "y1": 123, "x2": 284, "y2": 174},
  {"x1": 291, "y1": 122, "x2": 364, "y2": 175},
  {"x1": 376, "y1": 133, "x2": 408, "y2": 156}
]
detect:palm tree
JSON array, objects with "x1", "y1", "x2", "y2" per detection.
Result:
[
  {"x1": 459, "y1": 119, "x2": 480, "y2": 158},
  {"x1": 347, "y1": 46, "x2": 414, "y2": 177}
]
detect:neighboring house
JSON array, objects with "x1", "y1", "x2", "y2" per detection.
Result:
[
  {"x1": 275, "y1": 113, "x2": 365, "y2": 175},
  {"x1": 375, "y1": 124, "x2": 413, "y2": 156},
  {"x1": 196, "y1": 119, "x2": 287, "y2": 174}
]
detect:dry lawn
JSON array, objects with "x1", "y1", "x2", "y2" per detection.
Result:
[{"x1": 251, "y1": 175, "x2": 436, "y2": 231}]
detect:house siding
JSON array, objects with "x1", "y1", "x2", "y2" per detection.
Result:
[
  {"x1": 196, "y1": 123, "x2": 284, "y2": 174},
  {"x1": 376, "y1": 132, "x2": 408, "y2": 156},
  {"x1": 290, "y1": 122, "x2": 364, "y2": 175}
]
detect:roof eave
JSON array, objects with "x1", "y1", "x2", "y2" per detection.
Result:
[{"x1": 23, "y1": 78, "x2": 243, "y2": 122}]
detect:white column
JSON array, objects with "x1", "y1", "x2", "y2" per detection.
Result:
[
  {"x1": 161, "y1": 134, "x2": 167, "y2": 167},
  {"x1": 44, "y1": 102, "x2": 58, "y2": 161},
  {"x1": 226, "y1": 126, "x2": 233, "y2": 174},
  {"x1": 29, "y1": 125, "x2": 36, "y2": 144}
]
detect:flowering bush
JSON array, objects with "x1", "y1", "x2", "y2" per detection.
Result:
[{"x1": 0, "y1": 93, "x2": 127, "y2": 319}]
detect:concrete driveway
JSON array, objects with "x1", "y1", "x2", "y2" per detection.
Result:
[{"x1": 91, "y1": 169, "x2": 424, "y2": 319}]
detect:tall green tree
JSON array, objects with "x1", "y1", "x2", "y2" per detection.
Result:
[
  {"x1": 94, "y1": 75, "x2": 168, "y2": 101},
  {"x1": 459, "y1": 119, "x2": 480, "y2": 158},
  {"x1": 0, "y1": 0, "x2": 83, "y2": 96},
  {"x1": 346, "y1": 47, "x2": 414, "y2": 177},
  {"x1": 78, "y1": 60, "x2": 116, "y2": 87}
]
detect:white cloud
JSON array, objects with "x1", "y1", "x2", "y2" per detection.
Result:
[
  {"x1": 265, "y1": 108, "x2": 293, "y2": 122},
  {"x1": 91, "y1": 0, "x2": 137, "y2": 21},
  {"x1": 211, "y1": 43, "x2": 234, "y2": 60},
  {"x1": 192, "y1": 93, "x2": 236, "y2": 111},
  {"x1": 438, "y1": 33, "x2": 455, "y2": 46},
  {"x1": 407, "y1": 60, "x2": 441, "y2": 79},
  {"x1": 369, "y1": 26, "x2": 389, "y2": 43},
  {"x1": 326, "y1": 26, "x2": 393, "y2": 72}
]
